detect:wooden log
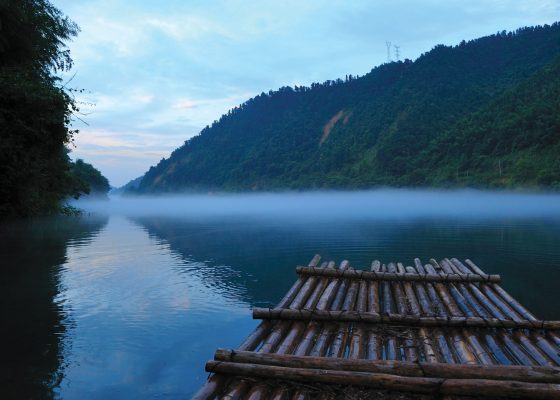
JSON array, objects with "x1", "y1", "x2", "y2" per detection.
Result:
[
  {"x1": 205, "y1": 360, "x2": 560, "y2": 399},
  {"x1": 252, "y1": 307, "x2": 560, "y2": 329},
  {"x1": 368, "y1": 261, "x2": 381, "y2": 313},
  {"x1": 191, "y1": 374, "x2": 227, "y2": 400},
  {"x1": 424, "y1": 263, "x2": 462, "y2": 317},
  {"x1": 380, "y1": 264, "x2": 397, "y2": 360},
  {"x1": 276, "y1": 322, "x2": 306, "y2": 355},
  {"x1": 276, "y1": 255, "x2": 321, "y2": 308},
  {"x1": 293, "y1": 322, "x2": 320, "y2": 356},
  {"x1": 349, "y1": 281, "x2": 368, "y2": 359},
  {"x1": 401, "y1": 266, "x2": 421, "y2": 315},
  {"x1": 533, "y1": 332, "x2": 560, "y2": 366},
  {"x1": 330, "y1": 275, "x2": 359, "y2": 357},
  {"x1": 316, "y1": 261, "x2": 348, "y2": 310},
  {"x1": 418, "y1": 327, "x2": 438, "y2": 363},
  {"x1": 408, "y1": 264, "x2": 434, "y2": 316},
  {"x1": 515, "y1": 331, "x2": 553, "y2": 366},
  {"x1": 238, "y1": 322, "x2": 272, "y2": 351},
  {"x1": 387, "y1": 263, "x2": 409, "y2": 314},
  {"x1": 480, "y1": 283, "x2": 523, "y2": 322},
  {"x1": 239, "y1": 257, "x2": 321, "y2": 353},
  {"x1": 443, "y1": 259, "x2": 488, "y2": 317},
  {"x1": 329, "y1": 262, "x2": 351, "y2": 311},
  {"x1": 291, "y1": 392, "x2": 307, "y2": 400},
  {"x1": 206, "y1": 360, "x2": 442, "y2": 394},
  {"x1": 461, "y1": 258, "x2": 538, "y2": 321},
  {"x1": 218, "y1": 378, "x2": 250, "y2": 400},
  {"x1": 483, "y1": 333, "x2": 513, "y2": 365},
  {"x1": 295, "y1": 266, "x2": 501, "y2": 283},
  {"x1": 213, "y1": 349, "x2": 560, "y2": 383},
  {"x1": 366, "y1": 261, "x2": 381, "y2": 360},
  {"x1": 261, "y1": 260, "x2": 325, "y2": 353},
  {"x1": 492, "y1": 282, "x2": 538, "y2": 321},
  {"x1": 434, "y1": 328, "x2": 456, "y2": 363},
  {"x1": 240, "y1": 257, "x2": 326, "y2": 399},
  {"x1": 501, "y1": 332, "x2": 536, "y2": 366},
  {"x1": 421, "y1": 264, "x2": 449, "y2": 317},
  {"x1": 450, "y1": 330, "x2": 477, "y2": 365},
  {"x1": 440, "y1": 378, "x2": 560, "y2": 399},
  {"x1": 435, "y1": 260, "x2": 474, "y2": 317},
  {"x1": 289, "y1": 258, "x2": 327, "y2": 310},
  {"x1": 462, "y1": 257, "x2": 527, "y2": 327},
  {"x1": 402, "y1": 331, "x2": 418, "y2": 362},
  {"x1": 308, "y1": 324, "x2": 333, "y2": 357},
  {"x1": 308, "y1": 268, "x2": 346, "y2": 356},
  {"x1": 259, "y1": 321, "x2": 293, "y2": 353},
  {"x1": 303, "y1": 261, "x2": 335, "y2": 310},
  {"x1": 246, "y1": 383, "x2": 270, "y2": 400},
  {"x1": 463, "y1": 329, "x2": 494, "y2": 365},
  {"x1": 269, "y1": 387, "x2": 290, "y2": 400}
]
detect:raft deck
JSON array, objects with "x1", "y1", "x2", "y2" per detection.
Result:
[{"x1": 194, "y1": 256, "x2": 560, "y2": 399}]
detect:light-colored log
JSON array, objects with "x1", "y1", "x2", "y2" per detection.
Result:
[
  {"x1": 419, "y1": 327, "x2": 437, "y2": 363},
  {"x1": 463, "y1": 329, "x2": 494, "y2": 365},
  {"x1": 450, "y1": 330, "x2": 477, "y2": 365}
]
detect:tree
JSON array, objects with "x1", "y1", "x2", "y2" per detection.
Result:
[{"x1": 0, "y1": 0, "x2": 86, "y2": 218}]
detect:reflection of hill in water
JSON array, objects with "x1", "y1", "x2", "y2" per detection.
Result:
[
  {"x1": 0, "y1": 215, "x2": 108, "y2": 399},
  {"x1": 132, "y1": 215, "x2": 560, "y2": 319}
]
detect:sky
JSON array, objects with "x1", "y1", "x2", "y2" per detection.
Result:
[{"x1": 55, "y1": 0, "x2": 559, "y2": 187}]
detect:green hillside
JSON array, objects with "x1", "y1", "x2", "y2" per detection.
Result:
[{"x1": 130, "y1": 23, "x2": 560, "y2": 193}]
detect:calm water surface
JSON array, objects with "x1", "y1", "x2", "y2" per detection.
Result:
[{"x1": 1, "y1": 190, "x2": 560, "y2": 399}]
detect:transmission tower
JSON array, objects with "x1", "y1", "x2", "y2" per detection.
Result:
[
  {"x1": 385, "y1": 41, "x2": 392, "y2": 62},
  {"x1": 394, "y1": 45, "x2": 401, "y2": 61}
]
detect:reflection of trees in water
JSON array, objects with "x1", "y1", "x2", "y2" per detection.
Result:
[
  {"x1": 132, "y1": 216, "x2": 560, "y2": 319},
  {"x1": 131, "y1": 216, "x2": 325, "y2": 308},
  {"x1": 0, "y1": 215, "x2": 108, "y2": 399}
]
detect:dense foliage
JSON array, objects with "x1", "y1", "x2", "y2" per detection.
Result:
[
  {"x1": 70, "y1": 159, "x2": 110, "y2": 197},
  {"x1": 0, "y1": 0, "x2": 105, "y2": 218},
  {"x1": 131, "y1": 23, "x2": 560, "y2": 193}
]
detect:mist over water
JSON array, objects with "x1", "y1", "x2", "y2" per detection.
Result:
[{"x1": 77, "y1": 189, "x2": 560, "y2": 220}]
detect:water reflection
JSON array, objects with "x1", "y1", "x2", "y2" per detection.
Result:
[
  {"x1": 132, "y1": 215, "x2": 560, "y2": 319},
  {"x1": 2, "y1": 191, "x2": 560, "y2": 399},
  {"x1": 0, "y1": 215, "x2": 108, "y2": 399}
]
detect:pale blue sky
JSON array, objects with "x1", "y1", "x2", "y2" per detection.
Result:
[{"x1": 56, "y1": 0, "x2": 559, "y2": 186}]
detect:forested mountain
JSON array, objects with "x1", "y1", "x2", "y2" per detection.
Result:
[
  {"x1": 0, "y1": 1, "x2": 106, "y2": 218},
  {"x1": 130, "y1": 23, "x2": 560, "y2": 193}
]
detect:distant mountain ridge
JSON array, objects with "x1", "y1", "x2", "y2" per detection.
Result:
[{"x1": 127, "y1": 23, "x2": 560, "y2": 193}]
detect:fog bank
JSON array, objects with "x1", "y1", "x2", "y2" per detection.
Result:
[{"x1": 72, "y1": 189, "x2": 560, "y2": 220}]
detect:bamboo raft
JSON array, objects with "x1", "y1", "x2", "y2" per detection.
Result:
[{"x1": 194, "y1": 256, "x2": 560, "y2": 399}]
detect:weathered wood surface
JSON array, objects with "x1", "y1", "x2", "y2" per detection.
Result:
[
  {"x1": 214, "y1": 349, "x2": 560, "y2": 383},
  {"x1": 252, "y1": 307, "x2": 560, "y2": 330},
  {"x1": 205, "y1": 360, "x2": 560, "y2": 399},
  {"x1": 296, "y1": 266, "x2": 502, "y2": 283},
  {"x1": 195, "y1": 255, "x2": 560, "y2": 399}
]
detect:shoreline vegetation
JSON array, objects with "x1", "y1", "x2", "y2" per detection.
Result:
[{"x1": 0, "y1": 1, "x2": 109, "y2": 220}]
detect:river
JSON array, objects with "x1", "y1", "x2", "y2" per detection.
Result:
[{"x1": 1, "y1": 190, "x2": 560, "y2": 398}]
